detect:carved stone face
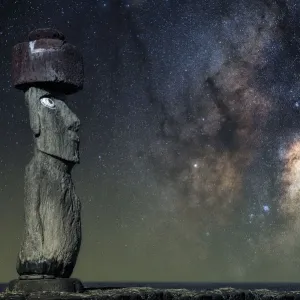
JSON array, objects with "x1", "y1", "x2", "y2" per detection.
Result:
[{"x1": 25, "y1": 87, "x2": 80, "y2": 163}]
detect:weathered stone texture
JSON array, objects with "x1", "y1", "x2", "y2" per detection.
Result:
[{"x1": 16, "y1": 87, "x2": 81, "y2": 278}]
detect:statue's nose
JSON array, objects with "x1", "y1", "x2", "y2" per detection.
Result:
[{"x1": 68, "y1": 114, "x2": 80, "y2": 132}]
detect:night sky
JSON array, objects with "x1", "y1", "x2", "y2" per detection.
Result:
[{"x1": 2, "y1": 0, "x2": 300, "y2": 282}]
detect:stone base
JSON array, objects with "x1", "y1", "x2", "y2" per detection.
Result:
[{"x1": 7, "y1": 278, "x2": 84, "y2": 293}]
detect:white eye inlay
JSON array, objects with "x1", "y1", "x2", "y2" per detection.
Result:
[{"x1": 40, "y1": 97, "x2": 56, "y2": 109}]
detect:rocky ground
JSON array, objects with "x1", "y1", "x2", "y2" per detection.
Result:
[{"x1": 0, "y1": 287, "x2": 300, "y2": 300}]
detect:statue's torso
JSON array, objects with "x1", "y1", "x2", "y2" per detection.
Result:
[{"x1": 18, "y1": 155, "x2": 81, "y2": 277}]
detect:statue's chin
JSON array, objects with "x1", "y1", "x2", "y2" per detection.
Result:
[
  {"x1": 38, "y1": 148, "x2": 80, "y2": 164},
  {"x1": 72, "y1": 155, "x2": 80, "y2": 164},
  {"x1": 36, "y1": 138, "x2": 80, "y2": 163},
  {"x1": 55, "y1": 153, "x2": 80, "y2": 164}
]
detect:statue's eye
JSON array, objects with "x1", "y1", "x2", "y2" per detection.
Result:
[{"x1": 40, "y1": 97, "x2": 56, "y2": 109}]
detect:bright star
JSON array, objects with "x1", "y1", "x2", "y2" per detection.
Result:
[{"x1": 263, "y1": 205, "x2": 270, "y2": 213}]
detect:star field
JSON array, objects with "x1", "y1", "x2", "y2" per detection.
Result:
[{"x1": 1, "y1": 0, "x2": 300, "y2": 282}]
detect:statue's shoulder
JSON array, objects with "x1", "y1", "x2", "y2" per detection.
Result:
[
  {"x1": 25, "y1": 157, "x2": 40, "y2": 174},
  {"x1": 25, "y1": 156, "x2": 57, "y2": 177}
]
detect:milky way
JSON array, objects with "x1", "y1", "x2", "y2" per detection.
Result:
[
  {"x1": 2, "y1": 0, "x2": 300, "y2": 282},
  {"x1": 132, "y1": 0, "x2": 300, "y2": 280}
]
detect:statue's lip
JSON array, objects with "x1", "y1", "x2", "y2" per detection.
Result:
[{"x1": 69, "y1": 131, "x2": 79, "y2": 141}]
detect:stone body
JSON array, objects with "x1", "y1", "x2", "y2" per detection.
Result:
[{"x1": 17, "y1": 87, "x2": 82, "y2": 278}]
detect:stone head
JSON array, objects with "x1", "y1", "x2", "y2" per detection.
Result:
[{"x1": 25, "y1": 86, "x2": 80, "y2": 163}]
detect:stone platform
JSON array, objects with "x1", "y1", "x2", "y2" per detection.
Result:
[
  {"x1": 7, "y1": 278, "x2": 84, "y2": 294},
  {"x1": 1, "y1": 286, "x2": 300, "y2": 300}
]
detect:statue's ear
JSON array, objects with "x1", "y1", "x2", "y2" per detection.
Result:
[
  {"x1": 29, "y1": 109, "x2": 41, "y2": 136},
  {"x1": 25, "y1": 88, "x2": 41, "y2": 136}
]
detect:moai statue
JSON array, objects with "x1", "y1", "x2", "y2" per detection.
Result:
[{"x1": 8, "y1": 28, "x2": 84, "y2": 293}]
